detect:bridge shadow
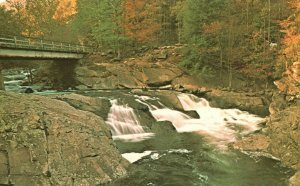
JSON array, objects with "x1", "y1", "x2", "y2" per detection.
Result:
[
  {"x1": 0, "y1": 59, "x2": 79, "y2": 91},
  {"x1": 44, "y1": 59, "x2": 78, "y2": 90}
]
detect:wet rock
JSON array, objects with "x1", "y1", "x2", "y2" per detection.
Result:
[
  {"x1": 204, "y1": 89, "x2": 269, "y2": 116},
  {"x1": 131, "y1": 90, "x2": 185, "y2": 111},
  {"x1": 232, "y1": 134, "x2": 270, "y2": 151},
  {"x1": 0, "y1": 91, "x2": 129, "y2": 185},
  {"x1": 151, "y1": 121, "x2": 176, "y2": 134},
  {"x1": 20, "y1": 87, "x2": 34, "y2": 93}
]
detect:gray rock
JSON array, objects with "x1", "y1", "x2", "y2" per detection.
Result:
[
  {"x1": 204, "y1": 89, "x2": 269, "y2": 116},
  {"x1": 0, "y1": 91, "x2": 129, "y2": 185},
  {"x1": 75, "y1": 84, "x2": 89, "y2": 90}
]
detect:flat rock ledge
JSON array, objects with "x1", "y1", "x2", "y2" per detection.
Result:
[{"x1": 0, "y1": 91, "x2": 129, "y2": 186}]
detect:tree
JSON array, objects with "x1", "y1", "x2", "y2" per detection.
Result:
[
  {"x1": 123, "y1": 0, "x2": 161, "y2": 45},
  {"x1": 53, "y1": 0, "x2": 77, "y2": 22},
  {"x1": 0, "y1": 5, "x2": 22, "y2": 36}
]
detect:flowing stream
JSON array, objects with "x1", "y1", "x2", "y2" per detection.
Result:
[
  {"x1": 99, "y1": 91, "x2": 293, "y2": 186},
  {"x1": 106, "y1": 99, "x2": 154, "y2": 142},
  {"x1": 1, "y1": 77, "x2": 293, "y2": 185}
]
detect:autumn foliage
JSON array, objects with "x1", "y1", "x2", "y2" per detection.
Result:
[
  {"x1": 53, "y1": 0, "x2": 77, "y2": 21},
  {"x1": 123, "y1": 0, "x2": 161, "y2": 44},
  {"x1": 280, "y1": 0, "x2": 300, "y2": 65}
]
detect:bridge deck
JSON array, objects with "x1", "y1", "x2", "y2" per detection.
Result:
[{"x1": 0, "y1": 36, "x2": 91, "y2": 60}]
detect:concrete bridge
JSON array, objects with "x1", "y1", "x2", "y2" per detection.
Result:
[
  {"x1": 0, "y1": 36, "x2": 92, "y2": 90},
  {"x1": 0, "y1": 36, "x2": 90, "y2": 60}
]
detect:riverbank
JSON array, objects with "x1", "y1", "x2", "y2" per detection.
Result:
[
  {"x1": 0, "y1": 91, "x2": 128, "y2": 185},
  {"x1": 1, "y1": 45, "x2": 300, "y2": 185}
]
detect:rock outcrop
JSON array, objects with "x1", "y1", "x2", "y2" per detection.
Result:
[
  {"x1": 0, "y1": 91, "x2": 128, "y2": 185},
  {"x1": 204, "y1": 89, "x2": 270, "y2": 116},
  {"x1": 270, "y1": 62, "x2": 300, "y2": 181},
  {"x1": 289, "y1": 171, "x2": 300, "y2": 186},
  {"x1": 275, "y1": 62, "x2": 300, "y2": 95},
  {"x1": 267, "y1": 93, "x2": 300, "y2": 170},
  {"x1": 49, "y1": 93, "x2": 111, "y2": 120},
  {"x1": 75, "y1": 61, "x2": 195, "y2": 90}
]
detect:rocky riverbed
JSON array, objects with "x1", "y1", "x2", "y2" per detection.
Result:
[{"x1": 1, "y1": 47, "x2": 300, "y2": 185}]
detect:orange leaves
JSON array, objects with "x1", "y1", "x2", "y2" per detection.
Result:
[
  {"x1": 53, "y1": 0, "x2": 77, "y2": 21},
  {"x1": 123, "y1": 0, "x2": 161, "y2": 43},
  {"x1": 280, "y1": 0, "x2": 300, "y2": 63}
]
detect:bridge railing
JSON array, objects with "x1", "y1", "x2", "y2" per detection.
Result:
[{"x1": 0, "y1": 36, "x2": 91, "y2": 53}]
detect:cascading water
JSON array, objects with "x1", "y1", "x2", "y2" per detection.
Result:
[
  {"x1": 106, "y1": 99, "x2": 154, "y2": 142},
  {"x1": 83, "y1": 91, "x2": 292, "y2": 186},
  {"x1": 136, "y1": 93, "x2": 265, "y2": 148}
]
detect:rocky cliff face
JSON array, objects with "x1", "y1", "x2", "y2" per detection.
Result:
[
  {"x1": 275, "y1": 62, "x2": 300, "y2": 96},
  {"x1": 267, "y1": 93, "x2": 300, "y2": 185},
  {"x1": 0, "y1": 91, "x2": 128, "y2": 185},
  {"x1": 270, "y1": 61, "x2": 300, "y2": 184},
  {"x1": 268, "y1": 93, "x2": 300, "y2": 169}
]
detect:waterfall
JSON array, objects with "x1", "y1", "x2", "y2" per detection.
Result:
[
  {"x1": 177, "y1": 93, "x2": 265, "y2": 147},
  {"x1": 136, "y1": 93, "x2": 265, "y2": 148},
  {"x1": 177, "y1": 93, "x2": 264, "y2": 132},
  {"x1": 106, "y1": 99, "x2": 154, "y2": 142}
]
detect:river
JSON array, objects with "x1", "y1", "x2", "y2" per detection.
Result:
[{"x1": 2, "y1": 69, "x2": 294, "y2": 186}]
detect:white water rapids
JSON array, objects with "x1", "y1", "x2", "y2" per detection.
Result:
[
  {"x1": 136, "y1": 93, "x2": 265, "y2": 148},
  {"x1": 106, "y1": 99, "x2": 154, "y2": 142},
  {"x1": 105, "y1": 93, "x2": 265, "y2": 148}
]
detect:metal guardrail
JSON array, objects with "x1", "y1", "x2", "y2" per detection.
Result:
[{"x1": 0, "y1": 36, "x2": 91, "y2": 53}]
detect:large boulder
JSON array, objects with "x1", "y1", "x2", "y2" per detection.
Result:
[
  {"x1": 75, "y1": 61, "x2": 186, "y2": 90},
  {"x1": 142, "y1": 65, "x2": 183, "y2": 87},
  {"x1": 75, "y1": 64, "x2": 145, "y2": 89},
  {"x1": 131, "y1": 90, "x2": 184, "y2": 111},
  {"x1": 49, "y1": 93, "x2": 111, "y2": 120},
  {"x1": 0, "y1": 91, "x2": 128, "y2": 185},
  {"x1": 204, "y1": 89, "x2": 269, "y2": 116}
]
